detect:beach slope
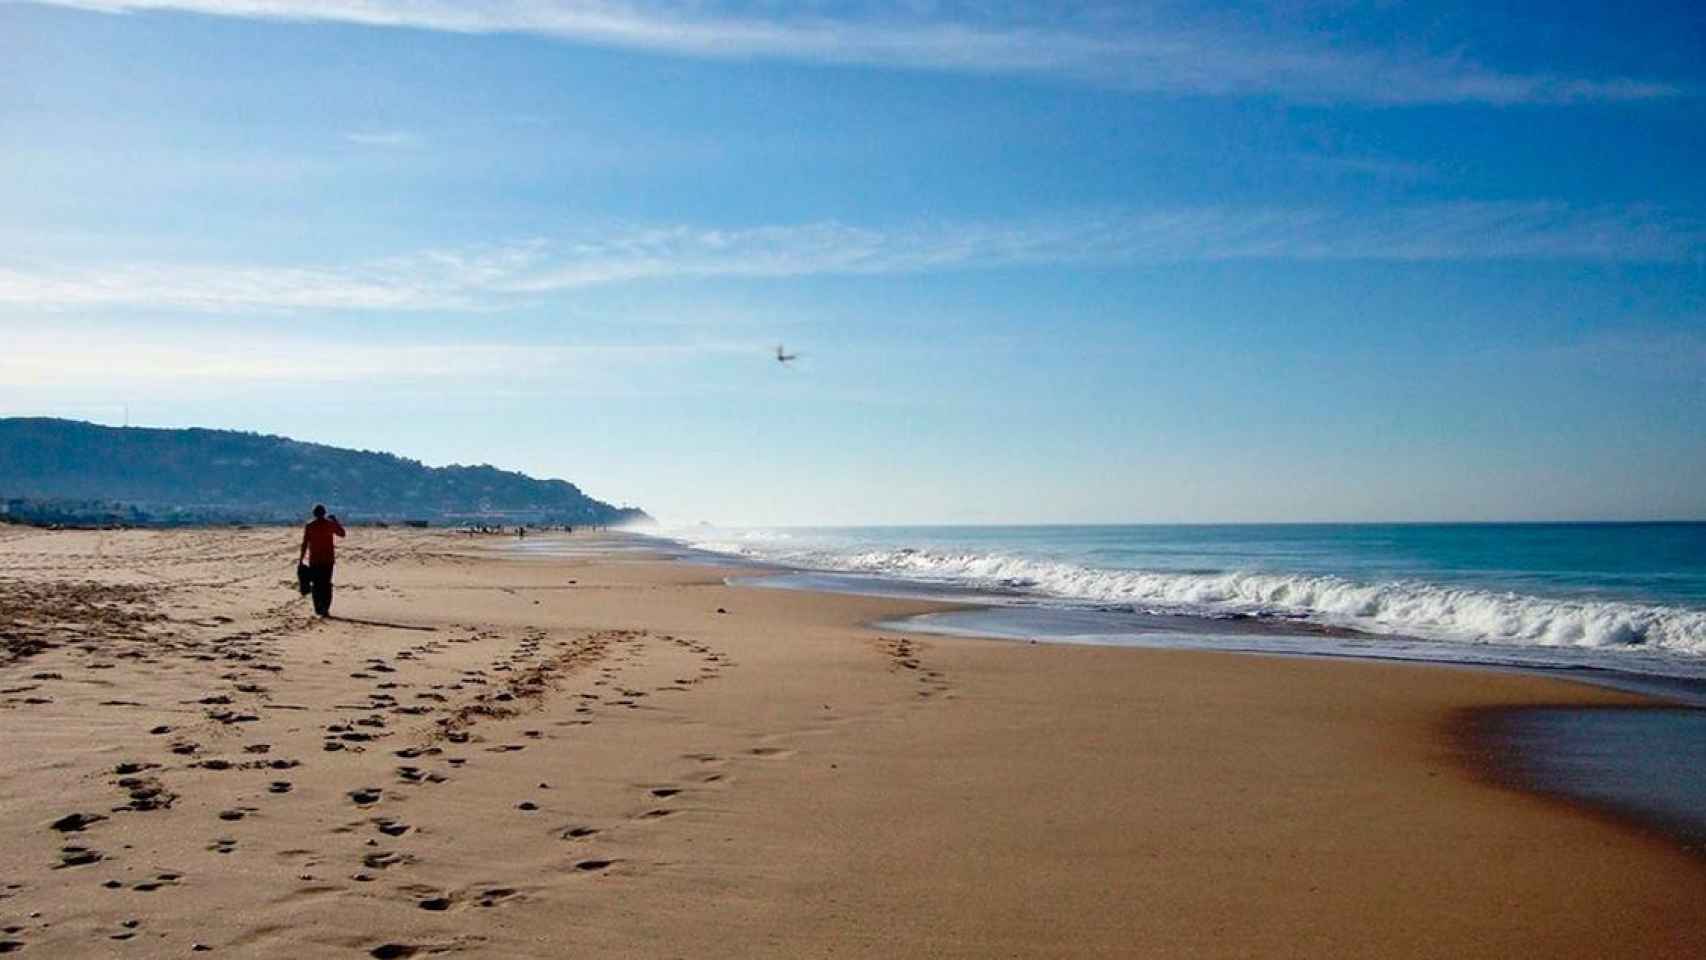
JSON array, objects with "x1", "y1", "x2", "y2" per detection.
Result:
[{"x1": 0, "y1": 528, "x2": 1700, "y2": 957}]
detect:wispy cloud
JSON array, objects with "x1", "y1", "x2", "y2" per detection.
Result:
[
  {"x1": 343, "y1": 129, "x2": 422, "y2": 148},
  {"x1": 1295, "y1": 153, "x2": 1437, "y2": 183},
  {"x1": 2, "y1": 204, "x2": 1700, "y2": 312},
  {"x1": 16, "y1": 0, "x2": 1681, "y2": 105},
  {"x1": 0, "y1": 325, "x2": 743, "y2": 387}
]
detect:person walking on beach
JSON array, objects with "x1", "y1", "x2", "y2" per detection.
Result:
[{"x1": 298, "y1": 504, "x2": 346, "y2": 617}]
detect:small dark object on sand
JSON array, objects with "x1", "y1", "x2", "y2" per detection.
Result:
[{"x1": 50, "y1": 813, "x2": 107, "y2": 832}]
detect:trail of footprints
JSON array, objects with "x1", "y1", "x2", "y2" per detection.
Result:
[
  {"x1": 213, "y1": 623, "x2": 730, "y2": 955},
  {"x1": 28, "y1": 624, "x2": 888, "y2": 954},
  {"x1": 321, "y1": 631, "x2": 753, "y2": 958},
  {"x1": 878, "y1": 636, "x2": 953, "y2": 699},
  {"x1": 4, "y1": 536, "x2": 768, "y2": 956},
  {"x1": 12, "y1": 579, "x2": 306, "y2": 948},
  {"x1": 0, "y1": 532, "x2": 448, "y2": 953}
]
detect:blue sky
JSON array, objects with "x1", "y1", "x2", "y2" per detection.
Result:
[{"x1": 2, "y1": 1, "x2": 1703, "y2": 524}]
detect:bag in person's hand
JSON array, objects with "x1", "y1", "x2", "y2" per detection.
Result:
[{"x1": 297, "y1": 562, "x2": 313, "y2": 597}]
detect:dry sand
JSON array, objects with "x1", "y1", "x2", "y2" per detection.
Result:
[{"x1": 0, "y1": 527, "x2": 1701, "y2": 958}]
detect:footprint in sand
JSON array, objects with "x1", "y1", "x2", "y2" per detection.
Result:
[
  {"x1": 210, "y1": 711, "x2": 261, "y2": 725},
  {"x1": 50, "y1": 812, "x2": 107, "y2": 833},
  {"x1": 55, "y1": 846, "x2": 103, "y2": 868},
  {"x1": 132, "y1": 872, "x2": 182, "y2": 892},
  {"x1": 368, "y1": 942, "x2": 479, "y2": 960},
  {"x1": 476, "y1": 887, "x2": 520, "y2": 908},
  {"x1": 117, "y1": 776, "x2": 178, "y2": 812},
  {"x1": 362, "y1": 851, "x2": 415, "y2": 870}
]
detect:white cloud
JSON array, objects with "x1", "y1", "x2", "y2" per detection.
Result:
[
  {"x1": 0, "y1": 243, "x2": 551, "y2": 311},
  {"x1": 344, "y1": 129, "x2": 422, "y2": 148},
  {"x1": 13, "y1": 0, "x2": 1681, "y2": 105},
  {"x1": 0, "y1": 204, "x2": 1700, "y2": 313},
  {"x1": 0, "y1": 326, "x2": 741, "y2": 387}
]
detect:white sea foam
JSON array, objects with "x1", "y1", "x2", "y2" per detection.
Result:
[{"x1": 679, "y1": 537, "x2": 1706, "y2": 656}]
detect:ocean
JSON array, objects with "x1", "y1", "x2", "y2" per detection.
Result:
[
  {"x1": 527, "y1": 521, "x2": 1706, "y2": 848},
  {"x1": 660, "y1": 522, "x2": 1706, "y2": 688}
]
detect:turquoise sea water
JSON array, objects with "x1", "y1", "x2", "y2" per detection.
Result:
[
  {"x1": 664, "y1": 522, "x2": 1706, "y2": 681},
  {"x1": 567, "y1": 523, "x2": 1706, "y2": 848}
]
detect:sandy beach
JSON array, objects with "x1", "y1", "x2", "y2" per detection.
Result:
[{"x1": 1, "y1": 526, "x2": 1702, "y2": 958}]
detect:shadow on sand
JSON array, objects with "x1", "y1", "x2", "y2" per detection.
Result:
[{"x1": 328, "y1": 615, "x2": 438, "y2": 632}]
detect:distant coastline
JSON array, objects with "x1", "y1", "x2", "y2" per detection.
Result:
[{"x1": 0, "y1": 417, "x2": 650, "y2": 528}]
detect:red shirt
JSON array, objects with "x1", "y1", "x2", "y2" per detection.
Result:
[{"x1": 302, "y1": 516, "x2": 346, "y2": 565}]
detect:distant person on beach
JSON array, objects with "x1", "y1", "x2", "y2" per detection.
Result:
[{"x1": 298, "y1": 504, "x2": 346, "y2": 617}]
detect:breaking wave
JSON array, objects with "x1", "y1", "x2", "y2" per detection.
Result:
[{"x1": 684, "y1": 539, "x2": 1706, "y2": 656}]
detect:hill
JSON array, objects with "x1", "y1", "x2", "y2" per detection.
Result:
[{"x1": 0, "y1": 418, "x2": 649, "y2": 527}]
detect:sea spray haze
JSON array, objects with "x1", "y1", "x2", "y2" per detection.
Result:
[{"x1": 665, "y1": 523, "x2": 1706, "y2": 669}]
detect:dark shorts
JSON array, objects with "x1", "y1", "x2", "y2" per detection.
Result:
[{"x1": 305, "y1": 561, "x2": 335, "y2": 616}]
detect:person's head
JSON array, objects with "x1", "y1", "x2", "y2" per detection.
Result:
[{"x1": 312, "y1": 504, "x2": 327, "y2": 519}]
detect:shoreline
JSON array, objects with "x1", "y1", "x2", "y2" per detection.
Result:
[
  {"x1": 657, "y1": 524, "x2": 1706, "y2": 677},
  {"x1": 556, "y1": 532, "x2": 1706, "y2": 861},
  {"x1": 1458, "y1": 703, "x2": 1706, "y2": 857},
  {"x1": 2, "y1": 527, "x2": 1703, "y2": 956},
  {"x1": 556, "y1": 531, "x2": 1706, "y2": 670}
]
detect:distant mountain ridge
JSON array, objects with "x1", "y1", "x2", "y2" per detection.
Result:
[{"x1": 0, "y1": 418, "x2": 649, "y2": 526}]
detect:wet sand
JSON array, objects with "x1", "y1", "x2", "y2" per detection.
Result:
[
  {"x1": 1, "y1": 527, "x2": 1702, "y2": 958},
  {"x1": 1468, "y1": 705, "x2": 1706, "y2": 851}
]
